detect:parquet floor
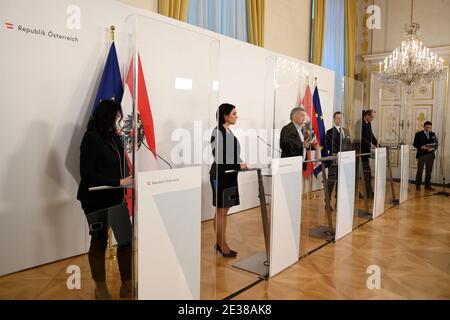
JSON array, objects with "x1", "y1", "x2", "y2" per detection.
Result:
[{"x1": 0, "y1": 184, "x2": 448, "y2": 300}]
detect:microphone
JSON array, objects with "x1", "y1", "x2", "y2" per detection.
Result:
[
  {"x1": 257, "y1": 135, "x2": 282, "y2": 155},
  {"x1": 155, "y1": 152, "x2": 173, "y2": 169},
  {"x1": 142, "y1": 141, "x2": 173, "y2": 169}
]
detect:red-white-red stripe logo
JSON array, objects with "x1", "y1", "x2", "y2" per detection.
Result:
[{"x1": 5, "y1": 22, "x2": 14, "y2": 29}]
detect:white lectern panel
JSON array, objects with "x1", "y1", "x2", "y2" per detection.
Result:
[
  {"x1": 137, "y1": 167, "x2": 201, "y2": 300},
  {"x1": 400, "y1": 145, "x2": 410, "y2": 204},
  {"x1": 335, "y1": 151, "x2": 356, "y2": 241},
  {"x1": 269, "y1": 156, "x2": 302, "y2": 277},
  {"x1": 373, "y1": 148, "x2": 387, "y2": 219}
]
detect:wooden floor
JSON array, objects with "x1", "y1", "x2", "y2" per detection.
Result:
[
  {"x1": 0, "y1": 185, "x2": 448, "y2": 300},
  {"x1": 233, "y1": 188, "x2": 450, "y2": 300}
]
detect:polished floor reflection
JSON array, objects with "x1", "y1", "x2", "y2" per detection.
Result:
[
  {"x1": 233, "y1": 188, "x2": 449, "y2": 299},
  {"x1": 0, "y1": 186, "x2": 447, "y2": 300}
]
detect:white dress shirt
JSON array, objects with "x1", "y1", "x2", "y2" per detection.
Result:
[
  {"x1": 334, "y1": 125, "x2": 344, "y2": 138},
  {"x1": 294, "y1": 123, "x2": 306, "y2": 159}
]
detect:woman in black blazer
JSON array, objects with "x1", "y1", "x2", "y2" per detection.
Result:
[
  {"x1": 210, "y1": 103, "x2": 248, "y2": 258},
  {"x1": 77, "y1": 100, "x2": 133, "y2": 299}
]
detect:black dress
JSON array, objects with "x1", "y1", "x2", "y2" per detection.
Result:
[{"x1": 209, "y1": 125, "x2": 242, "y2": 208}]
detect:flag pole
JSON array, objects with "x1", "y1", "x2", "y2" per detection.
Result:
[{"x1": 107, "y1": 25, "x2": 117, "y2": 261}]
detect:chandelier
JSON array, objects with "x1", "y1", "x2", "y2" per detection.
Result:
[{"x1": 377, "y1": 0, "x2": 445, "y2": 86}]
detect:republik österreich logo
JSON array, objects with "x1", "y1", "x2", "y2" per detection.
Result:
[
  {"x1": 4, "y1": 20, "x2": 79, "y2": 43},
  {"x1": 4, "y1": 5, "x2": 81, "y2": 42}
]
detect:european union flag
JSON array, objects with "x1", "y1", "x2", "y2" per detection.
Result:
[
  {"x1": 313, "y1": 86, "x2": 330, "y2": 176},
  {"x1": 92, "y1": 42, "x2": 123, "y2": 112}
]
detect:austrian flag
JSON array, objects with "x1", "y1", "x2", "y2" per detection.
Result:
[{"x1": 124, "y1": 54, "x2": 157, "y2": 158}]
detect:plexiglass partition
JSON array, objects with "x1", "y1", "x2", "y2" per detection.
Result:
[
  {"x1": 339, "y1": 76, "x2": 373, "y2": 228},
  {"x1": 370, "y1": 77, "x2": 405, "y2": 206},
  {"x1": 212, "y1": 107, "x2": 269, "y2": 296},
  {"x1": 127, "y1": 14, "x2": 220, "y2": 299},
  {"x1": 266, "y1": 56, "x2": 339, "y2": 256}
]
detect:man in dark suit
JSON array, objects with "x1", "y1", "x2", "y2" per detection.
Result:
[
  {"x1": 325, "y1": 111, "x2": 352, "y2": 208},
  {"x1": 327, "y1": 111, "x2": 352, "y2": 154},
  {"x1": 358, "y1": 109, "x2": 378, "y2": 198},
  {"x1": 413, "y1": 121, "x2": 437, "y2": 191},
  {"x1": 280, "y1": 107, "x2": 313, "y2": 159}
]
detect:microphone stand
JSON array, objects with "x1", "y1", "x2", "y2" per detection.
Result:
[
  {"x1": 434, "y1": 136, "x2": 449, "y2": 197},
  {"x1": 143, "y1": 141, "x2": 173, "y2": 169}
]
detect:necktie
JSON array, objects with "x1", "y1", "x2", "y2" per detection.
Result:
[{"x1": 425, "y1": 131, "x2": 429, "y2": 140}]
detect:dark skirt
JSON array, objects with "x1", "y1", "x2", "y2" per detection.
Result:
[{"x1": 210, "y1": 173, "x2": 240, "y2": 208}]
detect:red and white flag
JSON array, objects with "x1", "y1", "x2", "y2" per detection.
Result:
[
  {"x1": 121, "y1": 54, "x2": 158, "y2": 213},
  {"x1": 301, "y1": 84, "x2": 320, "y2": 179}
]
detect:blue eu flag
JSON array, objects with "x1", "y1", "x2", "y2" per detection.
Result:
[
  {"x1": 92, "y1": 42, "x2": 123, "y2": 112},
  {"x1": 313, "y1": 86, "x2": 330, "y2": 176}
]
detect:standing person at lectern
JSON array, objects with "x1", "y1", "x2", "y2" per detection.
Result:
[
  {"x1": 77, "y1": 100, "x2": 133, "y2": 300},
  {"x1": 325, "y1": 111, "x2": 352, "y2": 209},
  {"x1": 359, "y1": 109, "x2": 378, "y2": 198},
  {"x1": 280, "y1": 107, "x2": 316, "y2": 160},
  {"x1": 414, "y1": 121, "x2": 437, "y2": 191},
  {"x1": 210, "y1": 103, "x2": 248, "y2": 258}
]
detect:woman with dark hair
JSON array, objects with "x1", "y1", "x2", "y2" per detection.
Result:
[
  {"x1": 77, "y1": 100, "x2": 133, "y2": 299},
  {"x1": 210, "y1": 103, "x2": 248, "y2": 258}
]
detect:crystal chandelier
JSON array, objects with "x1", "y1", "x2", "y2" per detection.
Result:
[{"x1": 377, "y1": 0, "x2": 445, "y2": 86}]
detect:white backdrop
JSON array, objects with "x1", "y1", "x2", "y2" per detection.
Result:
[{"x1": 0, "y1": 0, "x2": 335, "y2": 275}]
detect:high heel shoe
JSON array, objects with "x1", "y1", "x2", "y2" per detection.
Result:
[{"x1": 215, "y1": 244, "x2": 237, "y2": 257}]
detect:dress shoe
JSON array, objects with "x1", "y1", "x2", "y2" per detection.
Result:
[
  {"x1": 425, "y1": 186, "x2": 435, "y2": 191},
  {"x1": 416, "y1": 186, "x2": 421, "y2": 191}
]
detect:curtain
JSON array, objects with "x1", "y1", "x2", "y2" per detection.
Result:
[
  {"x1": 158, "y1": 0, "x2": 190, "y2": 22},
  {"x1": 246, "y1": 0, "x2": 264, "y2": 47},
  {"x1": 345, "y1": 0, "x2": 357, "y2": 79},
  {"x1": 311, "y1": 0, "x2": 325, "y2": 65},
  {"x1": 322, "y1": 0, "x2": 345, "y2": 111},
  {"x1": 344, "y1": 0, "x2": 357, "y2": 130},
  {"x1": 188, "y1": 0, "x2": 248, "y2": 42}
]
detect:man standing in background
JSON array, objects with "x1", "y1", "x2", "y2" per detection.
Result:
[
  {"x1": 325, "y1": 111, "x2": 352, "y2": 209},
  {"x1": 359, "y1": 109, "x2": 378, "y2": 198},
  {"x1": 413, "y1": 121, "x2": 437, "y2": 191}
]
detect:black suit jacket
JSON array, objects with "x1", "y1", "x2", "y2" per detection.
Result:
[
  {"x1": 413, "y1": 130, "x2": 436, "y2": 159},
  {"x1": 360, "y1": 120, "x2": 378, "y2": 159},
  {"x1": 209, "y1": 125, "x2": 241, "y2": 177},
  {"x1": 77, "y1": 130, "x2": 128, "y2": 212},
  {"x1": 280, "y1": 122, "x2": 304, "y2": 158},
  {"x1": 326, "y1": 127, "x2": 352, "y2": 155}
]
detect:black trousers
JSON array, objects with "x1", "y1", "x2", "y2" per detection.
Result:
[
  {"x1": 83, "y1": 208, "x2": 132, "y2": 282},
  {"x1": 356, "y1": 157, "x2": 373, "y2": 196},
  {"x1": 416, "y1": 155, "x2": 435, "y2": 187},
  {"x1": 326, "y1": 164, "x2": 338, "y2": 204}
]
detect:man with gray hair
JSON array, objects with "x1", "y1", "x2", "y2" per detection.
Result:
[{"x1": 280, "y1": 107, "x2": 314, "y2": 159}]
